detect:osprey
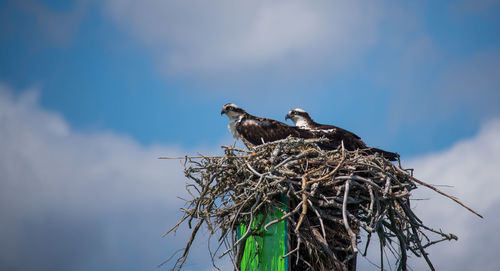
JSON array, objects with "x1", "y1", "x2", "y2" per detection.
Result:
[
  {"x1": 221, "y1": 103, "x2": 312, "y2": 146},
  {"x1": 285, "y1": 108, "x2": 399, "y2": 161}
]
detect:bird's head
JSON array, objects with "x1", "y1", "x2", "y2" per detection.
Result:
[
  {"x1": 285, "y1": 108, "x2": 311, "y2": 128},
  {"x1": 221, "y1": 103, "x2": 246, "y2": 120}
]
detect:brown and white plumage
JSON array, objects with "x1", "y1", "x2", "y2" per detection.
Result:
[
  {"x1": 286, "y1": 108, "x2": 399, "y2": 161},
  {"x1": 221, "y1": 103, "x2": 312, "y2": 146}
]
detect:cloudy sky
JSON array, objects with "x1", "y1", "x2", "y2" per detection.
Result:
[{"x1": 1, "y1": 0, "x2": 499, "y2": 270}]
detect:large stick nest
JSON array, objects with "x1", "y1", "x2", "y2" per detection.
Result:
[{"x1": 164, "y1": 138, "x2": 480, "y2": 271}]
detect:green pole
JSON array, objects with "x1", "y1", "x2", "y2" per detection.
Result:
[{"x1": 238, "y1": 197, "x2": 288, "y2": 271}]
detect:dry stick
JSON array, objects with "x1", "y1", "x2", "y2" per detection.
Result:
[
  {"x1": 294, "y1": 175, "x2": 309, "y2": 233},
  {"x1": 306, "y1": 143, "x2": 346, "y2": 185},
  {"x1": 160, "y1": 145, "x2": 254, "y2": 160},
  {"x1": 245, "y1": 162, "x2": 263, "y2": 177},
  {"x1": 401, "y1": 202, "x2": 456, "y2": 248},
  {"x1": 231, "y1": 246, "x2": 241, "y2": 271},
  {"x1": 157, "y1": 248, "x2": 185, "y2": 268},
  {"x1": 175, "y1": 219, "x2": 204, "y2": 270},
  {"x1": 223, "y1": 192, "x2": 264, "y2": 259},
  {"x1": 273, "y1": 149, "x2": 316, "y2": 169},
  {"x1": 282, "y1": 241, "x2": 300, "y2": 259},
  {"x1": 383, "y1": 176, "x2": 391, "y2": 198},
  {"x1": 308, "y1": 199, "x2": 327, "y2": 240},
  {"x1": 311, "y1": 227, "x2": 342, "y2": 269},
  {"x1": 335, "y1": 175, "x2": 382, "y2": 190},
  {"x1": 396, "y1": 167, "x2": 483, "y2": 218},
  {"x1": 296, "y1": 143, "x2": 346, "y2": 232},
  {"x1": 363, "y1": 233, "x2": 372, "y2": 257},
  {"x1": 190, "y1": 175, "x2": 216, "y2": 226},
  {"x1": 226, "y1": 191, "x2": 258, "y2": 251},
  {"x1": 422, "y1": 236, "x2": 457, "y2": 249},
  {"x1": 384, "y1": 211, "x2": 408, "y2": 271},
  {"x1": 400, "y1": 202, "x2": 438, "y2": 268},
  {"x1": 286, "y1": 219, "x2": 304, "y2": 265},
  {"x1": 162, "y1": 213, "x2": 190, "y2": 237},
  {"x1": 264, "y1": 203, "x2": 301, "y2": 231},
  {"x1": 368, "y1": 185, "x2": 375, "y2": 220},
  {"x1": 220, "y1": 145, "x2": 254, "y2": 153},
  {"x1": 343, "y1": 179, "x2": 358, "y2": 253},
  {"x1": 409, "y1": 222, "x2": 435, "y2": 271},
  {"x1": 207, "y1": 234, "x2": 223, "y2": 271},
  {"x1": 294, "y1": 165, "x2": 325, "y2": 233}
]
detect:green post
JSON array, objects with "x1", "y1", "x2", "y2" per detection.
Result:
[{"x1": 238, "y1": 198, "x2": 288, "y2": 271}]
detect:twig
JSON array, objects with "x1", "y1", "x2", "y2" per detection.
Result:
[
  {"x1": 162, "y1": 213, "x2": 190, "y2": 237},
  {"x1": 343, "y1": 179, "x2": 358, "y2": 253},
  {"x1": 306, "y1": 142, "x2": 346, "y2": 184},
  {"x1": 397, "y1": 167, "x2": 483, "y2": 218},
  {"x1": 295, "y1": 175, "x2": 309, "y2": 232}
]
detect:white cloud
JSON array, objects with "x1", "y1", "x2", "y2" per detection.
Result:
[
  {"x1": 0, "y1": 87, "x2": 182, "y2": 216},
  {"x1": 397, "y1": 120, "x2": 499, "y2": 270},
  {"x1": 103, "y1": 0, "x2": 381, "y2": 76},
  {"x1": 0, "y1": 84, "x2": 227, "y2": 270}
]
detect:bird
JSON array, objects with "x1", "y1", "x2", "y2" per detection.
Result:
[
  {"x1": 221, "y1": 103, "x2": 312, "y2": 146},
  {"x1": 221, "y1": 104, "x2": 297, "y2": 270},
  {"x1": 285, "y1": 108, "x2": 400, "y2": 161}
]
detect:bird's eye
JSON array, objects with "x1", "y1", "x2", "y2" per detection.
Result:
[
  {"x1": 227, "y1": 106, "x2": 232, "y2": 110},
  {"x1": 293, "y1": 111, "x2": 298, "y2": 115}
]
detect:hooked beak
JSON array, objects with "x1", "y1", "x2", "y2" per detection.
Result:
[
  {"x1": 220, "y1": 109, "x2": 227, "y2": 115},
  {"x1": 285, "y1": 113, "x2": 292, "y2": 121}
]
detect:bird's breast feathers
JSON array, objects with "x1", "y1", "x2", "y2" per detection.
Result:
[{"x1": 228, "y1": 115, "x2": 244, "y2": 138}]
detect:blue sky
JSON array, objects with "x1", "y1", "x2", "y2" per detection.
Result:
[{"x1": 1, "y1": 1, "x2": 500, "y2": 270}]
